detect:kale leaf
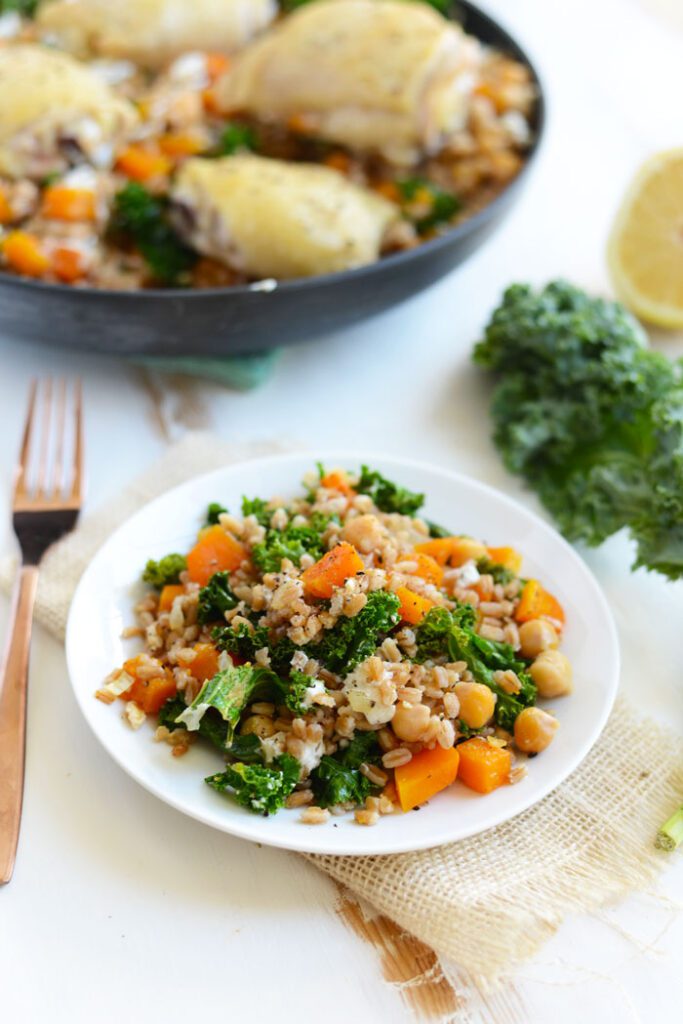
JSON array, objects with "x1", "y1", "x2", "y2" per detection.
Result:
[
  {"x1": 476, "y1": 557, "x2": 516, "y2": 586},
  {"x1": 473, "y1": 280, "x2": 683, "y2": 579},
  {"x1": 226, "y1": 732, "x2": 264, "y2": 764},
  {"x1": 142, "y1": 553, "x2": 187, "y2": 588},
  {"x1": 312, "y1": 732, "x2": 381, "y2": 807},
  {"x1": 241, "y1": 496, "x2": 271, "y2": 527},
  {"x1": 310, "y1": 589, "x2": 401, "y2": 673},
  {"x1": 109, "y1": 182, "x2": 197, "y2": 285},
  {"x1": 413, "y1": 606, "x2": 536, "y2": 731},
  {"x1": 337, "y1": 730, "x2": 381, "y2": 769},
  {"x1": 157, "y1": 694, "x2": 230, "y2": 751},
  {"x1": 0, "y1": 0, "x2": 38, "y2": 15},
  {"x1": 177, "y1": 664, "x2": 283, "y2": 744},
  {"x1": 355, "y1": 466, "x2": 424, "y2": 516},
  {"x1": 206, "y1": 754, "x2": 300, "y2": 815},
  {"x1": 214, "y1": 122, "x2": 258, "y2": 156},
  {"x1": 206, "y1": 502, "x2": 227, "y2": 525},
  {"x1": 397, "y1": 177, "x2": 462, "y2": 234},
  {"x1": 427, "y1": 520, "x2": 452, "y2": 539},
  {"x1": 284, "y1": 670, "x2": 316, "y2": 715},
  {"x1": 312, "y1": 757, "x2": 373, "y2": 808},
  {"x1": 251, "y1": 512, "x2": 332, "y2": 574},
  {"x1": 212, "y1": 621, "x2": 297, "y2": 674},
  {"x1": 197, "y1": 571, "x2": 238, "y2": 623},
  {"x1": 157, "y1": 694, "x2": 187, "y2": 731}
]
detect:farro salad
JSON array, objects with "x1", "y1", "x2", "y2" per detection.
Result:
[
  {"x1": 0, "y1": 0, "x2": 535, "y2": 289},
  {"x1": 96, "y1": 465, "x2": 572, "y2": 826}
]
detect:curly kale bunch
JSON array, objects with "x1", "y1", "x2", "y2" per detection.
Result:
[{"x1": 474, "y1": 280, "x2": 683, "y2": 579}]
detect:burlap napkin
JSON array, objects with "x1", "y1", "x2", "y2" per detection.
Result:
[{"x1": 3, "y1": 432, "x2": 682, "y2": 989}]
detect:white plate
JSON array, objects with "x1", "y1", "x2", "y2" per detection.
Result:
[{"x1": 66, "y1": 452, "x2": 620, "y2": 856}]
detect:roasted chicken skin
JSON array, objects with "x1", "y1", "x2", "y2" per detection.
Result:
[
  {"x1": 171, "y1": 154, "x2": 399, "y2": 279},
  {"x1": 217, "y1": 0, "x2": 482, "y2": 166},
  {"x1": 36, "y1": 0, "x2": 278, "y2": 69}
]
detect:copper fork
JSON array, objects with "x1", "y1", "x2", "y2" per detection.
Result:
[{"x1": 0, "y1": 379, "x2": 83, "y2": 884}]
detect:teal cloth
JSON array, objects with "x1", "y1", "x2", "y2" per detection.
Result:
[{"x1": 133, "y1": 348, "x2": 281, "y2": 390}]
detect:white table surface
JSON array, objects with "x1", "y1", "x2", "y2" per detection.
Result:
[{"x1": 2, "y1": 1, "x2": 683, "y2": 1021}]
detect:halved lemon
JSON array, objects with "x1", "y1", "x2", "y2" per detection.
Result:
[{"x1": 607, "y1": 148, "x2": 683, "y2": 329}]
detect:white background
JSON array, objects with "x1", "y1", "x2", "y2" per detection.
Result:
[{"x1": 1, "y1": 1, "x2": 683, "y2": 1021}]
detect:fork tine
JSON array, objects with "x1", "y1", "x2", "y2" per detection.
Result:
[
  {"x1": 52, "y1": 377, "x2": 67, "y2": 497},
  {"x1": 36, "y1": 378, "x2": 53, "y2": 498},
  {"x1": 14, "y1": 379, "x2": 38, "y2": 499},
  {"x1": 71, "y1": 378, "x2": 84, "y2": 502}
]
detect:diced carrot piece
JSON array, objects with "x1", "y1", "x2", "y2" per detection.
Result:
[
  {"x1": 414, "y1": 538, "x2": 455, "y2": 566},
  {"x1": 189, "y1": 643, "x2": 220, "y2": 682},
  {"x1": 205, "y1": 52, "x2": 230, "y2": 81},
  {"x1": 402, "y1": 551, "x2": 444, "y2": 587},
  {"x1": 0, "y1": 186, "x2": 13, "y2": 224},
  {"x1": 122, "y1": 673, "x2": 176, "y2": 714},
  {"x1": 3, "y1": 231, "x2": 50, "y2": 277},
  {"x1": 515, "y1": 579, "x2": 565, "y2": 626},
  {"x1": 158, "y1": 584, "x2": 184, "y2": 612},
  {"x1": 116, "y1": 146, "x2": 172, "y2": 182},
  {"x1": 486, "y1": 545, "x2": 523, "y2": 574},
  {"x1": 301, "y1": 542, "x2": 364, "y2": 599},
  {"x1": 320, "y1": 469, "x2": 355, "y2": 496},
  {"x1": 41, "y1": 186, "x2": 97, "y2": 222},
  {"x1": 415, "y1": 536, "x2": 488, "y2": 567},
  {"x1": 158, "y1": 132, "x2": 206, "y2": 157},
  {"x1": 457, "y1": 738, "x2": 511, "y2": 794},
  {"x1": 202, "y1": 87, "x2": 222, "y2": 113},
  {"x1": 287, "y1": 113, "x2": 315, "y2": 134},
  {"x1": 186, "y1": 524, "x2": 246, "y2": 586},
  {"x1": 394, "y1": 746, "x2": 460, "y2": 811},
  {"x1": 52, "y1": 247, "x2": 86, "y2": 283},
  {"x1": 120, "y1": 655, "x2": 177, "y2": 714},
  {"x1": 373, "y1": 180, "x2": 401, "y2": 203},
  {"x1": 323, "y1": 151, "x2": 352, "y2": 174},
  {"x1": 395, "y1": 585, "x2": 435, "y2": 625}
]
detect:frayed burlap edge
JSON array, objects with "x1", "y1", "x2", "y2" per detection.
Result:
[{"x1": 308, "y1": 699, "x2": 683, "y2": 984}]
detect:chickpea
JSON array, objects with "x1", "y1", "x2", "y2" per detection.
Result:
[
  {"x1": 529, "y1": 649, "x2": 573, "y2": 698},
  {"x1": 518, "y1": 618, "x2": 559, "y2": 660},
  {"x1": 240, "y1": 715, "x2": 276, "y2": 739},
  {"x1": 454, "y1": 681, "x2": 496, "y2": 729},
  {"x1": 392, "y1": 700, "x2": 431, "y2": 743},
  {"x1": 514, "y1": 707, "x2": 558, "y2": 753}
]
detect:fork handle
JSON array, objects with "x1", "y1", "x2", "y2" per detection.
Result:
[{"x1": 0, "y1": 565, "x2": 39, "y2": 884}]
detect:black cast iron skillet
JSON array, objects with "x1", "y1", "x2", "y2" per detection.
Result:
[{"x1": 0, "y1": 1, "x2": 545, "y2": 357}]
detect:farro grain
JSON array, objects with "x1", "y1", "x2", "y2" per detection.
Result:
[
  {"x1": 359, "y1": 763, "x2": 388, "y2": 787},
  {"x1": 436, "y1": 719, "x2": 456, "y2": 749},
  {"x1": 355, "y1": 808, "x2": 379, "y2": 826},
  {"x1": 121, "y1": 625, "x2": 145, "y2": 639},
  {"x1": 479, "y1": 623, "x2": 506, "y2": 642},
  {"x1": 397, "y1": 685, "x2": 423, "y2": 703},
  {"x1": 382, "y1": 747, "x2": 412, "y2": 769},
  {"x1": 95, "y1": 689, "x2": 116, "y2": 704},
  {"x1": 443, "y1": 692, "x2": 460, "y2": 718},
  {"x1": 493, "y1": 669, "x2": 522, "y2": 695},
  {"x1": 378, "y1": 727, "x2": 398, "y2": 752},
  {"x1": 286, "y1": 789, "x2": 314, "y2": 809}
]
